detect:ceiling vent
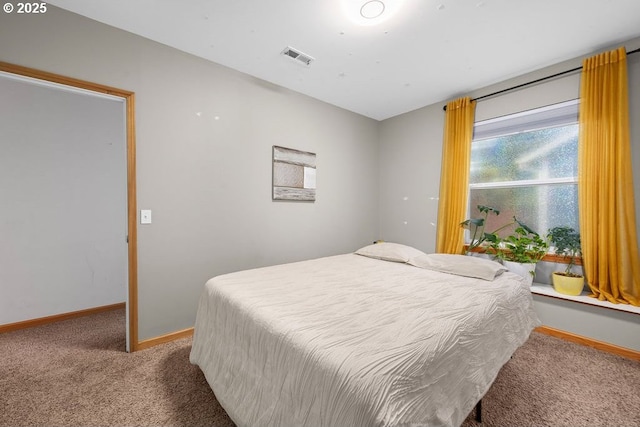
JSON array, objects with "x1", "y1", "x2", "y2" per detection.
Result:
[{"x1": 281, "y1": 46, "x2": 314, "y2": 66}]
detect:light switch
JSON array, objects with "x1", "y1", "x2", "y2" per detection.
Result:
[{"x1": 140, "y1": 209, "x2": 152, "y2": 224}]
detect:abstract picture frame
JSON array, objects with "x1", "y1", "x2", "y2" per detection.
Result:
[{"x1": 272, "y1": 145, "x2": 316, "y2": 201}]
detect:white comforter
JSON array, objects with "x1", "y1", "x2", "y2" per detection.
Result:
[{"x1": 190, "y1": 254, "x2": 540, "y2": 427}]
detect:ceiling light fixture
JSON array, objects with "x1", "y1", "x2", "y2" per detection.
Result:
[
  {"x1": 360, "y1": 0, "x2": 385, "y2": 19},
  {"x1": 343, "y1": 0, "x2": 403, "y2": 26}
]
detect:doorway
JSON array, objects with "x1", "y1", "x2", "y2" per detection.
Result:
[{"x1": 0, "y1": 62, "x2": 138, "y2": 352}]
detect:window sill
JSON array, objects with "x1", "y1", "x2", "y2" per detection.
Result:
[
  {"x1": 464, "y1": 246, "x2": 581, "y2": 265},
  {"x1": 530, "y1": 283, "x2": 640, "y2": 315}
]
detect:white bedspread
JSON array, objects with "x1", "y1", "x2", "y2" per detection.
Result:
[{"x1": 190, "y1": 254, "x2": 540, "y2": 427}]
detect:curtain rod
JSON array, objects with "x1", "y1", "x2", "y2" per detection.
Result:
[{"x1": 442, "y1": 47, "x2": 640, "y2": 111}]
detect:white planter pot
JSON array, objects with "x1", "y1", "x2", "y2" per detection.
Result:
[{"x1": 503, "y1": 261, "x2": 536, "y2": 286}]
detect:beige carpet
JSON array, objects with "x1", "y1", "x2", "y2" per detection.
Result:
[{"x1": 1, "y1": 309, "x2": 638, "y2": 427}]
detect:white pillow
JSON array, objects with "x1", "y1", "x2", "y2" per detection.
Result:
[
  {"x1": 408, "y1": 253, "x2": 507, "y2": 281},
  {"x1": 355, "y1": 242, "x2": 427, "y2": 263}
]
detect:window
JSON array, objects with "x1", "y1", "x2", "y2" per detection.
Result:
[{"x1": 467, "y1": 100, "x2": 579, "y2": 240}]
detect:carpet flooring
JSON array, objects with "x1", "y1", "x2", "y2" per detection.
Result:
[{"x1": 1, "y1": 309, "x2": 638, "y2": 426}]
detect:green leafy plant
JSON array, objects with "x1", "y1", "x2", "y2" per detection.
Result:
[
  {"x1": 461, "y1": 206, "x2": 550, "y2": 268},
  {"x1": 547, "y1": 226, "x2": 582, "y2": 277},
  {"x1": 490, "y1": 218, "x2": 549, "y2": 264},
  {"x1": 460, "y1": 205, "x2": 502, "y2": 254}
]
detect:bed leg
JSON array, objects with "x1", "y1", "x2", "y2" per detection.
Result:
[{"x1": 475, "y1": 399, "x2": 482, "y2": 423}]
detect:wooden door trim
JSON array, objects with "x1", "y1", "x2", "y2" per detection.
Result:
[{"x1": 0, "y1": 61, "x2": 139, "y2": 351}]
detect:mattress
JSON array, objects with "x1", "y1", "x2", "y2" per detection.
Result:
[{"x1": 190, "y1": 253, "x2": 540, "y2": 427}]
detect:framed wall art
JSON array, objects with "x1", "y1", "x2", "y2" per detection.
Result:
[{"x1": 272, "y1": 146, "x2": 316, "y2": 201}]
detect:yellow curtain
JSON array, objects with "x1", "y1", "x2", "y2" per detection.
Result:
[
  {"x1": 436, "y1": 97, "x2": 476, "y2": 254},
  {"x1": 578, "y1": 47, "x2": 640, "y2": 306}
]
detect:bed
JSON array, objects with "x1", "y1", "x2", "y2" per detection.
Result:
[{"x1": 190, "y1": 243, "x2": 541, "y2": 427}]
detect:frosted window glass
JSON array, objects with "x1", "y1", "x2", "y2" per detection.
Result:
[
  {"x1": 467, "y1": 101, "x2": 579, "y2": 242},
  {"x1": 469, "y1": 185, "x2": 579, "y2": 238},
  {"x1": 470, "y1": 125, "x2": 578, "y2": 183}
]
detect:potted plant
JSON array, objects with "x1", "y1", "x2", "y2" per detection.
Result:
[
  {"x1": 547, "y1": 226, "x2": 584, "y2": 295},
  {"x1": 461, "y1": 208, "x2": 549, "y2": 284},
  {"x1": 488, "y1": 217, "x2": 549, "y2": 286},
  {"x1": 460, "y1": 205, "x2": 501, "y2": 255}
]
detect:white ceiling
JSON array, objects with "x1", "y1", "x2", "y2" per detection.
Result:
[{"x1": 49, "y1": 0, "x2": 640, "y2": 121}]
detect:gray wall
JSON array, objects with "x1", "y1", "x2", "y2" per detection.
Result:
[
  {"x1": 0, "y1": 74, "x2": 127, "y2": 324},
  {"x1": 379, "y1": 38, "x2": 640, "y2": 350},
  {"x1": 532, "y1": 295, "x2": 640, "y2": 352},
  {"x1": 378, "y1": 103, "x2": 444, "y2": 253},
  {"x1": 0, "y1": 7, "x2": 379, "y2": 340}
]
